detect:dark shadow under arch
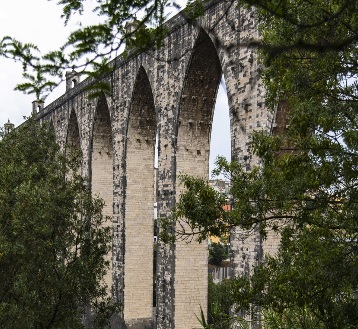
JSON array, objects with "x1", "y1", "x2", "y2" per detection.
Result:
[
  {"x1": 65, "y1": 110, "x2": 82, "y2": 178},
  {"x1": 66, "y1": 110, "x2": 81, "y2": 152}
]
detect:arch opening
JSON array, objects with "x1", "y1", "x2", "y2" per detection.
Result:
[
  {"x1": 91, "y1": 95, "x2": 113, "y2": 291},
  {"x1": 66, "y1": 110, "x2": 81, "y2": 176},
  {"x1": 175, "y1": 29, "x2": 223, "y2": 329},
  {"x1": 66, "y1": 110, "x2": 81, "y2": 151},
  {"x1": 124, "y1": 66, "x2": 157, "y2": 324},
  {"x1": 209, "y1": 77, "x2": 231, "y2": 178}
]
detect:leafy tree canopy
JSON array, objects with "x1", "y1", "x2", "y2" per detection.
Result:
[
  {"x1": 209, "y1": 242, "x2": 229, "y2": 266},
  {"x1": 0, "y1": 119, "x2": 116, "y2": 328}
]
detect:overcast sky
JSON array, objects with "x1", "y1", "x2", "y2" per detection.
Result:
[{"x1": 0, "y1": 0, "x2": 230, "y2": 176}]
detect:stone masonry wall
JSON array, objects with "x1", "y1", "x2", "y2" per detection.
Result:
[{"x1": 36, "y1": 1, "x2": 281, "y2": 328}]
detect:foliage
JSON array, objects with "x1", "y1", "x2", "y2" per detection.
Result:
[
  {"x1": 183, "y1": 0, "x2": 206, "y2": 23},
  {"x1": 162, "y1": 172, "x2": 229, "y2": 243},
  {"x1": 207, "y1": 276, "x2": 235, "y2": 329},
  {"x1": 0, "y1": 119, "x2": 117, "y2": 328},
  {"x1": 262, "y1": 307, "x2": 324, "y2": 329},
  {"x1": 196, "y1": 276, "x2": 250, "y2": 329},
  {"x1": 226, "y1": 226, "x2": 358, "y2": 328},
  {"x1": 209, "y1": 242, "x2": 228, "y2": 266},
  {"x1": 167, "y1": 0, "x2": 358, "y2": 328}
]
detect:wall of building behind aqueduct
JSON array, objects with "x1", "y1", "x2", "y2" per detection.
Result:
[{"x1": 35, "y1": 1, "x2": 279, "y2": 328}]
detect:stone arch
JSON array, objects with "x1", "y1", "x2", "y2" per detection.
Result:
[
  {"x1": 174, "y1": 28, "x2": 222, "y2": 329},
  {"x1": 65, "y1": 110, "x2": 82, "y2": 176},
  {"x1": 90, "y1": 93, "x2": 113, "y2": 291},
  {"x1": 123, "y1": 66, "x2": 156, "y2": 326},
  {"x1": 176, "y1": 28, "x2": 222, "y2": 169},
  {"x1": 66, "y1": 109, "x2": 81, "y2": 152}
]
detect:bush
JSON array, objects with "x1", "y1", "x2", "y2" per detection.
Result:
[{"x1": 209, "y1": 242, "x2": 229, "y2": 266}]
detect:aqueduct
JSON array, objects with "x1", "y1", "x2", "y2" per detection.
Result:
[{"x1": 34, "y1": 1, "x2": 280, "y2": 328}]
